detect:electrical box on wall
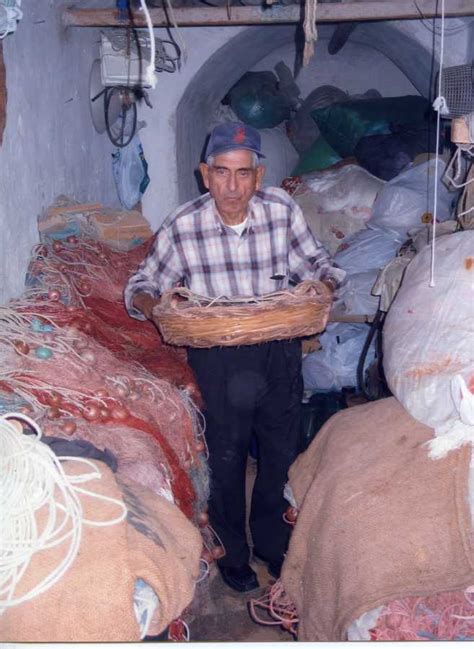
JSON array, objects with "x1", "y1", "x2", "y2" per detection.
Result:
[{"x1": 100, "y1": 32, "x2": 152, "y2": 88}]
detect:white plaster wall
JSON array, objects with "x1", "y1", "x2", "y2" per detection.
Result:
[
  {"x1": 351, "y1": 18, "x2": 473, "y2": 98},
  {"x1": 252, "y1": 40, "x2": 418, "y2": 98},
  {"x1": 0, "y1": 1, "x2": 118, "y2": 304}
]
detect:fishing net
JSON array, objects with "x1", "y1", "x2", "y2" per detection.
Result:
[{"x1": 0, "y1": 208, "x2": 217, "y2": 542}]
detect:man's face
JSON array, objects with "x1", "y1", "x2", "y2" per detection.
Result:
[{"x1": 199, "y1": 149, "x2": 265, "y2": 225}]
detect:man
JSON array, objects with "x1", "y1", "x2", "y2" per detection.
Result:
[{"x1": 125, "y1": 121, "x2": 345, "y2": 593}]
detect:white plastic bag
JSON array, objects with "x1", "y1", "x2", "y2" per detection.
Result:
[
  {"x1": 334, "y1": 228, "x2": 404, "y2": 274},
  {"x1": 0, "y1": 0, "x2": 23, "y2": 39},
  {"x1": 303, "y1": 165, "x2": 383, "y2": 213},
  {"x1": 368, "y1": 159, "x2": 455, "y2": 237},
  {"x1": 112, "y1": 134, "x2": 150, "y2": 210},
  {"x1": 339, "y1": 269, "x2": 380, "y2": 316},
  {"x1": 302, "y1": 323, "x2": 375, "y2": 392},
  {"x1": 293, "y1": 165, "x2": 384, "y2": 255},
  {"x1": 383, "y1": 231, "x2": 474, "y2": 458}
]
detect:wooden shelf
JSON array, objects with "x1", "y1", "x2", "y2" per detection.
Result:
[{"x1": 63, "y1": 1, "x2": 474, "y2": 28}]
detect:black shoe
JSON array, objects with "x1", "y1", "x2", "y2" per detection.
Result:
[
  {"x1": 267, "y1": 559, "x2": 283, "y2": 580},
  {"x1": 253, "y1": 549, "x2": 284, "y2": 580},
  {"x1": 218, "y1": 563, "x2": 260, "y2": 593}
]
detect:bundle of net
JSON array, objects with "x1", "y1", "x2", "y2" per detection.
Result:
[
  {"x1": 0, "y1": 303, "x2": 212, "y2": 532},
  {"x1": 26, "y1": 236, "x2": 152, "y2": 306},
  {"x1": 371, "y1": 588, "x2": 474, "y2": 641},
  {"x1": 24, "y1": 238, "x2": 200, "y2": 403}
]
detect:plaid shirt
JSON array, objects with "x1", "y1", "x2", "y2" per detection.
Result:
[{"x1": 125, "y1": 187, "x2": 346, "y2": 320}]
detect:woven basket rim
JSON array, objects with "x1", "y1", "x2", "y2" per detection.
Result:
[{"x1": 153, "y1": 280, "x2": 332, "y2": 348}]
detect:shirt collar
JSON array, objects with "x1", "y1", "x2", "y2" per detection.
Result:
[{"x1": 208, "y1": 193, "x2": 262, "y2": 233}]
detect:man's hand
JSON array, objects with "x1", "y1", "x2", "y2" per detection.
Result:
[
  {"x1": 321, "y1": 279, "x2": 335, "y2": 296},
  {"x1": 132, "y1": 292, "x2": 160, "y2": 320}
]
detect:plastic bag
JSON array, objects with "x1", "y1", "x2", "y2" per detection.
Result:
[
  {"x1": 303, "y1": 164, "x2": 383, "y2": 212},
  {"x1": 354, "y1": 134, "x2": 413, "y2": 181},
  {"x1": 367, "y1": 160, "x2": 455, "y2": 237},
  {"x1": 334, "y1": 228, "x2": 404, "y2": 274},
  {"x1": 382, "y1": 231, "x2": 474, "y2": 458},
  {"x1": 0, "y1": 0, "x2": 23, "y2": 39},
  {"x1": 338, "y1": 269, "x2": 381, "y2": 316},
  {"x1": 112, "y1": 134, "x2": 150, "y2": 210},
  {"x1": 225, "y1": 71, "x2": 292, "y2": 130},
  {"x1": 354, "y1": 122, "x2": 443, "y2": 181},
  {"x1": 311, "y1": 95, "x2": 432, "y2": 158},
  {"x1": 292, "y1": 164, "x2": 383, "y2": 254},
  {"x1": 302, "y1": 323, "x2": 375, "y2": 392},
  {"x1": 291, "y1": 136, "x2": 342, "y2": 176},
  {"x1": 288, "y1": 85, "x2": 348, "y2": 154}
]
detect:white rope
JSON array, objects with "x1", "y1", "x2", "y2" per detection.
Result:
[
  {"x1": 445, "y1": 145, "x2": 474, "y2": 190},
  {"x1": 0, "y1": 412, "x2": 127, "y2": 613},
  {"x1": 429, "y1": 0, "x2": 446, "y2": 288}
]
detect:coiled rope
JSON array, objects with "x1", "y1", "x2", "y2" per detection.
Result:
[{"x1": 0, "y1": 412, "x2": 127, "y2": 613}]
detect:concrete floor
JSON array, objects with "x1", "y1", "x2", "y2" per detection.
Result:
[{"x1": 187, "y1": 560, "x2": 292, "y2": 642}]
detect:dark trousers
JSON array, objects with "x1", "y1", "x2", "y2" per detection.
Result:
[{"x1": 188, "y1": 339, "x2": 303, "y2": 568}]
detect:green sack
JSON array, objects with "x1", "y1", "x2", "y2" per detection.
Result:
[
  {"x1": 311, "y1": 95, "x2": 432, "y2": 158},
  {"x1": 227, "y1": 71, "x2": 292, "y2": 130},
  {"x1": 292, "y1": 135, "x2": 342, "y2": 176}
]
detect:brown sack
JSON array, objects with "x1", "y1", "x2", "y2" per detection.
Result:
[
  {"x1": 282, "y1": 397, "x2": 474, "y2": 641},
  {"x1": 0, "y1": 460, "x2": 201, "y2": 642}
]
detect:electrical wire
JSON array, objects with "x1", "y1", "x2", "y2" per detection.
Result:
[
  {"x1": 163, "y1": 0, "x2": 187, "y2": 62},
  {"x1": 413, "y1": 1, "x2": 474, "y2": 35}
]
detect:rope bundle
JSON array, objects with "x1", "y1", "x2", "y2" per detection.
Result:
[
  {"x1": 153, "y1": 280, "x2": 333, "y2": 348},
  {"x1": 0, "y1": 412, "x2": 127, "y2": 613}
]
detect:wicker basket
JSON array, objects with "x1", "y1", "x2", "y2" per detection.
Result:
[{"x1": 152, "y1": 280, "x2": 333, "y2": 348}]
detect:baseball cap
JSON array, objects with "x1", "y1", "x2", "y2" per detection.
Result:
[{"x1": 204, "y1": 121, "x2": 266, "y2": 160}]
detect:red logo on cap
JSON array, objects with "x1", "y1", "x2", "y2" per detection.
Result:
[{"x1": 233, "y1": 126, "x2": 246, "y2": 144}]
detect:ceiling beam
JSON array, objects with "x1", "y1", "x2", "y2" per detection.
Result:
[{"x1": 62, "y1": 1, "x2": 474, "y2": 28}]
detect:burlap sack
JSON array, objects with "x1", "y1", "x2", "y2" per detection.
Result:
[
  {"x1": 0, "y1": 460, "x2": 201, "y2": 642},
  {"x1": 282, "y1": 397, "x2": 474, "y2": 641}
]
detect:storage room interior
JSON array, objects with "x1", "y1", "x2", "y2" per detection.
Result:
[{"x1": 1, "y1": 0, "x2": 474, "y2": 643}]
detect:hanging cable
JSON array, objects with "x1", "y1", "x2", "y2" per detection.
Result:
[
  {"x1": 138, "y1": 0, "x2": 157, "y2": 88},
  {"x1": 429, "y1": 0, "x2": 447, "y2": 288},
  {"x1": 163, "y1": 0, "x2": 187, "y2": 63},
  {"x1": 414, "y1": 0, "x2": 474, "y2": 35}
]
